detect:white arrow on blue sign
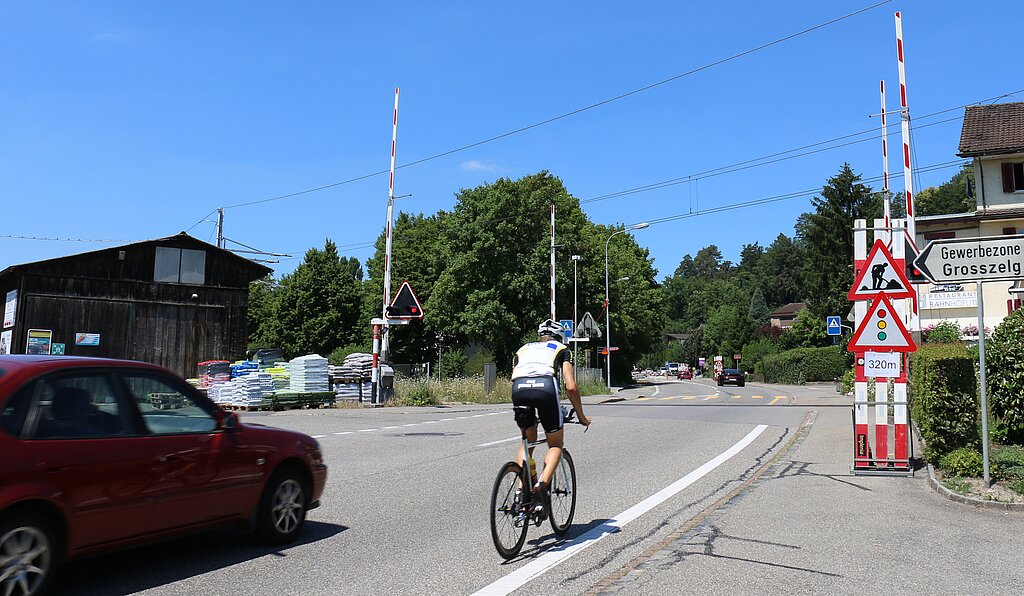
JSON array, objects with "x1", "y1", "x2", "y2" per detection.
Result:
[
  {"x1": 826, "y1": 316, "x2": 842, "y2": 336},
  {"x1": 559, "y1": 319, "x2": 574, "y2": 336}
]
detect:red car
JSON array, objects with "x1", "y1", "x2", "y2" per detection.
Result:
[
  {"x1": 676, "y1": 370, "x2": 692, "y2": 380},
  {"x1": 0, "y1": 355, "x2": 327, "y2": 595}
]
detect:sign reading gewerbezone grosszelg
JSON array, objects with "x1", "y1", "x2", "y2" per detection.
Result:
[
  {"x1": 848, "y1": 239, "x2": 916, "y2": 301},
  {"x1": 913, "y1": 235, "x2": 1024, "y2": 284}
]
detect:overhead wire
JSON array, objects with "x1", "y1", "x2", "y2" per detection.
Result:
[{"x1": 216, "y1": 1, "x2": 892, "y2": 211}]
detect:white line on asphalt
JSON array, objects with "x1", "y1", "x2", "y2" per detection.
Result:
[
  {"x1": 477, "y1": 436, "x2": 520, "y2": 447},
  {"x1": 652, "y1": 385, "x2": 660, "y2": 397},
  {"x1": 403, "y1": 423, "x2": 418, "y2": 427},
  {"x1": 440, "y1": 418, "x2": 455, "y2": 421},
  {"x1": 471, "y1": 424, "x2": 769, "y2": 596},
  {"x1": 311, "y1": 435, "x2": 325, "y2": 438},
  {"x1": 423, "y1": 420, "x2": 439, "y2": 424},
  {"x1": 472, "y1": 414, "x2": 486, "y2": 418},
  {"x1": 334, "y1": 431, "x2": 353, "y2": 435},
  {"x1": 358, "y1": 429, "x2": 377, "y2": 432},
  {"x1": 382, "y1": 426, "x2": 400, "y2": 429}
]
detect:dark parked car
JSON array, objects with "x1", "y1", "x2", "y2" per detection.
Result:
[
  {"x1": 717, "y1": 368, "x2": 746, "y2": 387},
  {"x1": 0, "y1": 355, "x2": 327, "y2": 595}
]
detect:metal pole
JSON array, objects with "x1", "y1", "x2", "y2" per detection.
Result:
[
  {"x1": 381, "y1": 87, "x2": 400, "y2": 399},
  {"x1": 604, "y1": 232, "x2": 617, "y2": 389},
  {"x1": 550, "y1": 205, "x2": 556, "y2": 321},
  {"x1": 977, "y1": 282, "x2": 991, "y2": 484},
  {"x1": 573, "y1": 256, "x2": 579, "y2": 368},
  {"x1": 216, "y1": 208, "x2": 224, "y2": 249}
]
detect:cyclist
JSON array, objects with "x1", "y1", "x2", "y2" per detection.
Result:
[{"x1": 511, "y1": 319, "x2": 591, "y2": 512}]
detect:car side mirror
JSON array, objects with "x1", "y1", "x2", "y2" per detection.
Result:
[{"x1": 217, "y1": 411, "x2": 240, "y2": 431}]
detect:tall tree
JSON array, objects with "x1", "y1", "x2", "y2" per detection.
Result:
[
  {"x1": 760, "y1": 233, "x2": 806, "y2": 307},
  {"x1": 915, "y1": 164, "x2": 975, "y2": 216},
  {"x1": 796, "y1": 164, "x2": 881, "y2": 320},
  {"x1": 275, "y1": 240, "x2": 363, "y2": 357},
  {"x1": 246, "y1": 276, "x2": 279, "y2": 349}
]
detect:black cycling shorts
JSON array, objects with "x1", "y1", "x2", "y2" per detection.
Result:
[{"x1": 511, "y1": 376, "x2": 563, "y2": 434}]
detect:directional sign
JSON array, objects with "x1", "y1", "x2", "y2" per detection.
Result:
[
  {"x1": 913, "y1": 235, "x2": 1024, "y2": 284},
  {"x1": 559, "y1": 319, "x2": 574, "y2": 337},
  {"x1": 848, "y1": 239, "x2": 915, "y2": 300},
  {"x1": 826, "y1": 315, "x2": 842, "y2": 336},
  {"x1": 846, "y1": 294, "x2": 916, "y2": 353}
]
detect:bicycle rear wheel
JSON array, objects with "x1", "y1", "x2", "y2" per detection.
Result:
[
  {"x1": 547, "y1": 449, "x2": 576, "y2": 536},
  {"x1": 490, "y1": 461, "x2": 529, "y2": 559}
]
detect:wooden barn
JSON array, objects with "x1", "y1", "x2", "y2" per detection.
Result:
[{"x1": 0, "y1": 233, "x2": 271, "y2": 377}]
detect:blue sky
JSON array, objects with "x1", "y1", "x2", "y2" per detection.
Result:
[{"x1": 2, "y1": 1, "x2": 1021, "y2": 281}]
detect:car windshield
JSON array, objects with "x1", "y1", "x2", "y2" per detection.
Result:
[{"x1": 724, "y1": 369, "x2": 739, "y2": 374}]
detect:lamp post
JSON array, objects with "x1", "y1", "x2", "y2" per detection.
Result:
[
  {"x1": 604, "y1": 222, "x2": 649, "y2": 388},
  {"x1": 571, "y1": 255, "x2": 582, "y2": 368}
]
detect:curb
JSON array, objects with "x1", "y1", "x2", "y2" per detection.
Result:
[{"x1": 926, "y1": 463, "x2": 1024, "y2": 511}]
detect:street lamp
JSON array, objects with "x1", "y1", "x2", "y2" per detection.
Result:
[
  {"x1": 571, "y1": 255, "x2": 583, "y2": 368},
  {"x1": 604, "y1": 222, "x2": 649, "y2": 388}
]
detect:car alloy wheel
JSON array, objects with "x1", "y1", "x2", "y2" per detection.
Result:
[
  {"x1": 271, "y1": 479, "x2": 305, "y2": 535},
  {"x1": 0, "y1": 525, "x2": 51, "y2": 596}
]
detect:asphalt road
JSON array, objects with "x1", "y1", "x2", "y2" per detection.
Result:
[{"x1": 55, "y1": 377, "x2": 1023, "y2": 595}]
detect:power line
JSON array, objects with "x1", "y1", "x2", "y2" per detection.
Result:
[
  {"x1": 0, "y1": 234, "x2": 139, "y2": 243},
  {"x1": 217, "y1": 1, "x2": 892, "y2": 211}
]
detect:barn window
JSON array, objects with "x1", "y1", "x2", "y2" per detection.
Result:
[{"x1": 154, "y1": 247, "x2": 206, "y2": 284}]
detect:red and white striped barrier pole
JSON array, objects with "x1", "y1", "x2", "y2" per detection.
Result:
[
  {"x1": 381, "y1": 88, "x2": 400, "y2": 368},
  {"x1": 895, "y1": 12, "x2": 915, "y2": 246},
  {"x1": 873, "y1": 219, "x2": 891, "y2": 465},
  {"x1": 854, "y1": 219, "x2": 870, "y2": 466},
  {"x1": 894, "y1": 357, "x2": 910, "y2": 468},
  {"x1": 880, "y1": 80, "x2": 891, "y2": 230}
]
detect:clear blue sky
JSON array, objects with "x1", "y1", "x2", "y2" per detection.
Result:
[{"x1": 2, "y1": 1, "x2": 1021, "y2": 281}]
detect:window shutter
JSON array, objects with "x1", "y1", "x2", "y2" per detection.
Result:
[{"x1": 1003, "y1": 162, "x2": 1015, "y2": 193}]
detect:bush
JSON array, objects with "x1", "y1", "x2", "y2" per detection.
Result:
[
  {"x1": 402, "y1": 382, "x2": 438, "y2": 406},
  {"x1": 760, "y1": 346, "x2": 850, "y2": 384},
  {"x1": 439, "y1": 349, "x2": 467, "y2": 379},
  {"x1": 991, "y1": 444, "x2": 1024, "y2": 482},
  {"x1": 840, "y1": 367, "x2": 855, "y2": 394},
  {"x1": 741, "y1": 338, "x2": 782, "y2": 375},
  {"x1": 328, "y1": 342, "x2": 372, "y2": 365},
  {"x1": 939, "y1": 447, "x2": 984, "y2": 477},
  {"x1": 986, "y1": 308, "x2": 1024, "y2": 444},
  {"x1": 910, "y1": 343, "x2": 979, "y2": 461},
  {"x1": 465, "y1": 349, "x2": 495, "y2": 375},
  {"x1": 923, "y1": 320, "x2": 962, "y2": 343}
]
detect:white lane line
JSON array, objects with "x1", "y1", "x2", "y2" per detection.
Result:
[
  {"x1": 440, "y1": 418, "x2": 455, "y2": 422},
  {"x1": 311, "y1": 435, "x2": 326, "y2": 438},
  {"x1": 652, "y1": 385, "x2": 660, "y2": 397},
  {"x1": 358, "y1": 429, "x2": 378, "y2": 432},
  {"x1": 472, "y1": 414, "x2": 486, "y2": 418},
  {"x1": 477, "y1": 436, "x2": 520, "y2": 448},
  {"x1": 423, "y1": 420, "x2": 439, "y2": 424},
  {"x1": 403, "y1": 423, "x2": 418, "y2": 427},
  {"x1": 334, "y1": 431, "x2": 353, "y2": 435},
  {"x1": 471, "y1": 424, "x2": 769, "y2": 596},
  {"x1": 382, "y1": 426, "x2": 401, "y2": 430}
]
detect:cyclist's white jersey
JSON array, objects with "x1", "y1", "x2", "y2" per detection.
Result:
[{"x1": 511, "y1": 340, "x2": 569, "y2": 380}]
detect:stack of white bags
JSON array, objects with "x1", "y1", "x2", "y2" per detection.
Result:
[{"x1": 290, "y1": 354, "x2": 329, "y2": 392}]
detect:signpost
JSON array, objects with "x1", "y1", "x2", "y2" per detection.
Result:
[
  {"x1": 911, "y1": 234, "x2": 1024, "y2": 483},
  {"x1": 912, "y1": 235, "x2": 1024, "y2": 284},
  {"x1": 826, "y1": 315, "x2": 842, "y2": 336}
]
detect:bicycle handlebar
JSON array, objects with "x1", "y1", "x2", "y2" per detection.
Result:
[{"x1": 562, "y1": 406, "x2": 588, "y2": 431}]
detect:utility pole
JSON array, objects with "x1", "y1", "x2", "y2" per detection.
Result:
[
  {"x1": 216, "y1": 208, "x2": 224, "y2": 249},
  {"x1": 550, "y1": 205, "x2": 556, "y2": 321},
  {"x1": 572, "y1": 255, "x2": 582, "y2": 368}
]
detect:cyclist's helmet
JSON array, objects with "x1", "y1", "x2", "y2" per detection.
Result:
[{"x1": 537, "y1": 319, "x2": 564, "y2": 341}]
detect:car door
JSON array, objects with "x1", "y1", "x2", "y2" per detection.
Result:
[
  {"x1": 19, "y1": 371, "x2": 162, "y2": 549},
  {"x1": 117, "y1": 371, "x2": 263, "y2": 532}
]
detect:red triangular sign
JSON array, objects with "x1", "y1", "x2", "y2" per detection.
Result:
[
  {"x1": 847, "y1": 294, "x2": 916, "y2": 353},
  {"x1": 387, "y1": 281, "x2": 424, "y2": 319},
  {"x1": 848, "y1": 239, "x2": 916, "y2": 300}
]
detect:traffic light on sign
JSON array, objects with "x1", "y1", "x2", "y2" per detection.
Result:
[{"x1": 387, "y1": 281, "x2": 424, "y2": 319}]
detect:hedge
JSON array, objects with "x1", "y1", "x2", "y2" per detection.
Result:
[
  {"x1": 760, "y1": 346, "x2": 849, "y2": 384},
  {"x1": 986, "y1": 308, "x2": 1024, "y2": 444},
  {"x1": 909, "y1": 343, "x2": 979, "y2": 461}
]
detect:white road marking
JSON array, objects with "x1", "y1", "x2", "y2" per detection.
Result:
[
  {"x1": 403, "y1": 423, "x2": 418, "y2": 427},
  {"x1": 358, "y1": 428, "x2": 377, "y2": 432},
  {"x1": 334, "y1": 431, "x2": 353, "y2": 435},
  {"x1": 651, "y1": 385, "x2": 660, "y2": 397},
  {"x1": 471, "y1": 424, "x2": 770, "y2": 596},
  {"x1": 472, "y1": 414, "x2": 486, "y2": 418},
  {"x1": 382, "y1": 426, "x2": 400, "y2": 429},
  {"x1": 440, "y1": 418, "x2": 455, "y2": 422},
  {"x1": 311, "y1": 435, "x2": 326, "y2": 438},
  {"x1": 477, "y1": 436, "x2": 521, "y2": 447}
]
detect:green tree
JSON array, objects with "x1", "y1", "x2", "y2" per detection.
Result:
[
  {"x1": 796, "y1": 164, "x2": 881, "y2": 321},
  {"x1": 275, "y1": 239, "x2": 363, "y2": 358},
  {"x1": 748, "y1": 287, "x2": 770, "y2": 327},
  {"x1": 704, "y1": 304, "x2": 753, "y2": 359},
  {"x1": 916, "y1": 165, "x2": 975, "y2": 216},
  {"x1": 760, "y1": 233, "x2": 805, "y2": 308},
  {"x1": 247, "y1": 276, "x2": 279, "y2": 349}
]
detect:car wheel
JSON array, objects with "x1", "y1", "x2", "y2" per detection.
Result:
[
  {"x1": 256, "y1": 467, "x2": 309, "y2": 545},
  {"x1": 0, "y1": 511, "x2": 57, "y2": 596},
  {"x1": 738, "y1": 382, "x2": 745, "y2": 387}
]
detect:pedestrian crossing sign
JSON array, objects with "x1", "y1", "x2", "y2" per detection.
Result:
[
  {"x1": 848, "y1": 239, "x2": 915, "y2": 301},
  {"x1": 826, "y1": 316, "x2": 842, "y2": 336}
]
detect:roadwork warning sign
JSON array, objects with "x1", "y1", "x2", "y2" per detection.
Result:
[{"x1": 848, "y1": 239, "x2": 915, "y2": 301}]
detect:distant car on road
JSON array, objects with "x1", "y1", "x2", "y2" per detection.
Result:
[
  {"x1": 0, "y1": 355, "x2": 327, "y2": 596},
  {"x1": 677, "y1": 370, "x2": 692, "y2": 380},
  {"x1": 717, "y1": 368, "x2": 746, "y2": 387}
]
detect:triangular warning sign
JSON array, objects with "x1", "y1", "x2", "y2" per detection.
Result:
[
  {"x1": 848, "y1": 239, "x2": 916, "y2": 300},
  {"x1": 847, "y1": 294, "x2": 916, "y2": 353},
  {"x1": 386, "y1": 281, "x2": 424, "y2": 319},
  {"x1": 576, "y1": 311, "x2": 602, "y2": 338}
]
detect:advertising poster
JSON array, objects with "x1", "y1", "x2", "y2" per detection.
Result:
[
  {"x1": 26, "y1": 329, "x2": 53, "y2": 355},
  {"x1": 3, "y1": 290, "x2": 15, "y2": 329},
  {"x1": 0, "y1": 330, "x2": 11, "y2": 355},
  {"x1": 75, "y1": 333, "x2": 101, "y2": 346}
]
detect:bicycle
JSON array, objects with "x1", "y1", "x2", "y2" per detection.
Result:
[{"x1": 489, "y1": 406, "x2": 583, "y2": 559}]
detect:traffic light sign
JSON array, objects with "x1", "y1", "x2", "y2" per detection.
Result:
[{"x1": 386, "y1": 281, "x2": 424, "y2": 320}]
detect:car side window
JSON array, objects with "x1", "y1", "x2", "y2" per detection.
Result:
[
  {"x1": 1, "y1": 381, "x2": 34, "y2": 437},
  {"x1": 30, "y1": 374, "x2": 130, "y2": 440},
  {"x1": 121, "y1": 374, "x2": 216, "y2": 434}
]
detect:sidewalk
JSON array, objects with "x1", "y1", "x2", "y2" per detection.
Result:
[{"x1": 591, "y1": 405, "x2": 1024, "y2": 594}]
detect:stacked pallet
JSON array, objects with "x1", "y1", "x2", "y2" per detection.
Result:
[
  {"x1": 197, "y1": 360, "x2": 231, "y2": 388},
  {"x1": 289, "y1": 354, "x2": 329, "y2": 393}
]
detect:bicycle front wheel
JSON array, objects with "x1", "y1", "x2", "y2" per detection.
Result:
[
  {"x1": 490, "y1": 461, "x2": 529, "y2": 559},
  {"x1": 548, "y1": 449, "x2": 576, "y2": 536}
]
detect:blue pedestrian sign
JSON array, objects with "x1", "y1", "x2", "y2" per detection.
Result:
[
  {"x1": 559, "y1": 319, "x2": 574, "y2": 337},
  {"x1": 826, "y1": 316, "x2": 842, "y2": 336}
]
